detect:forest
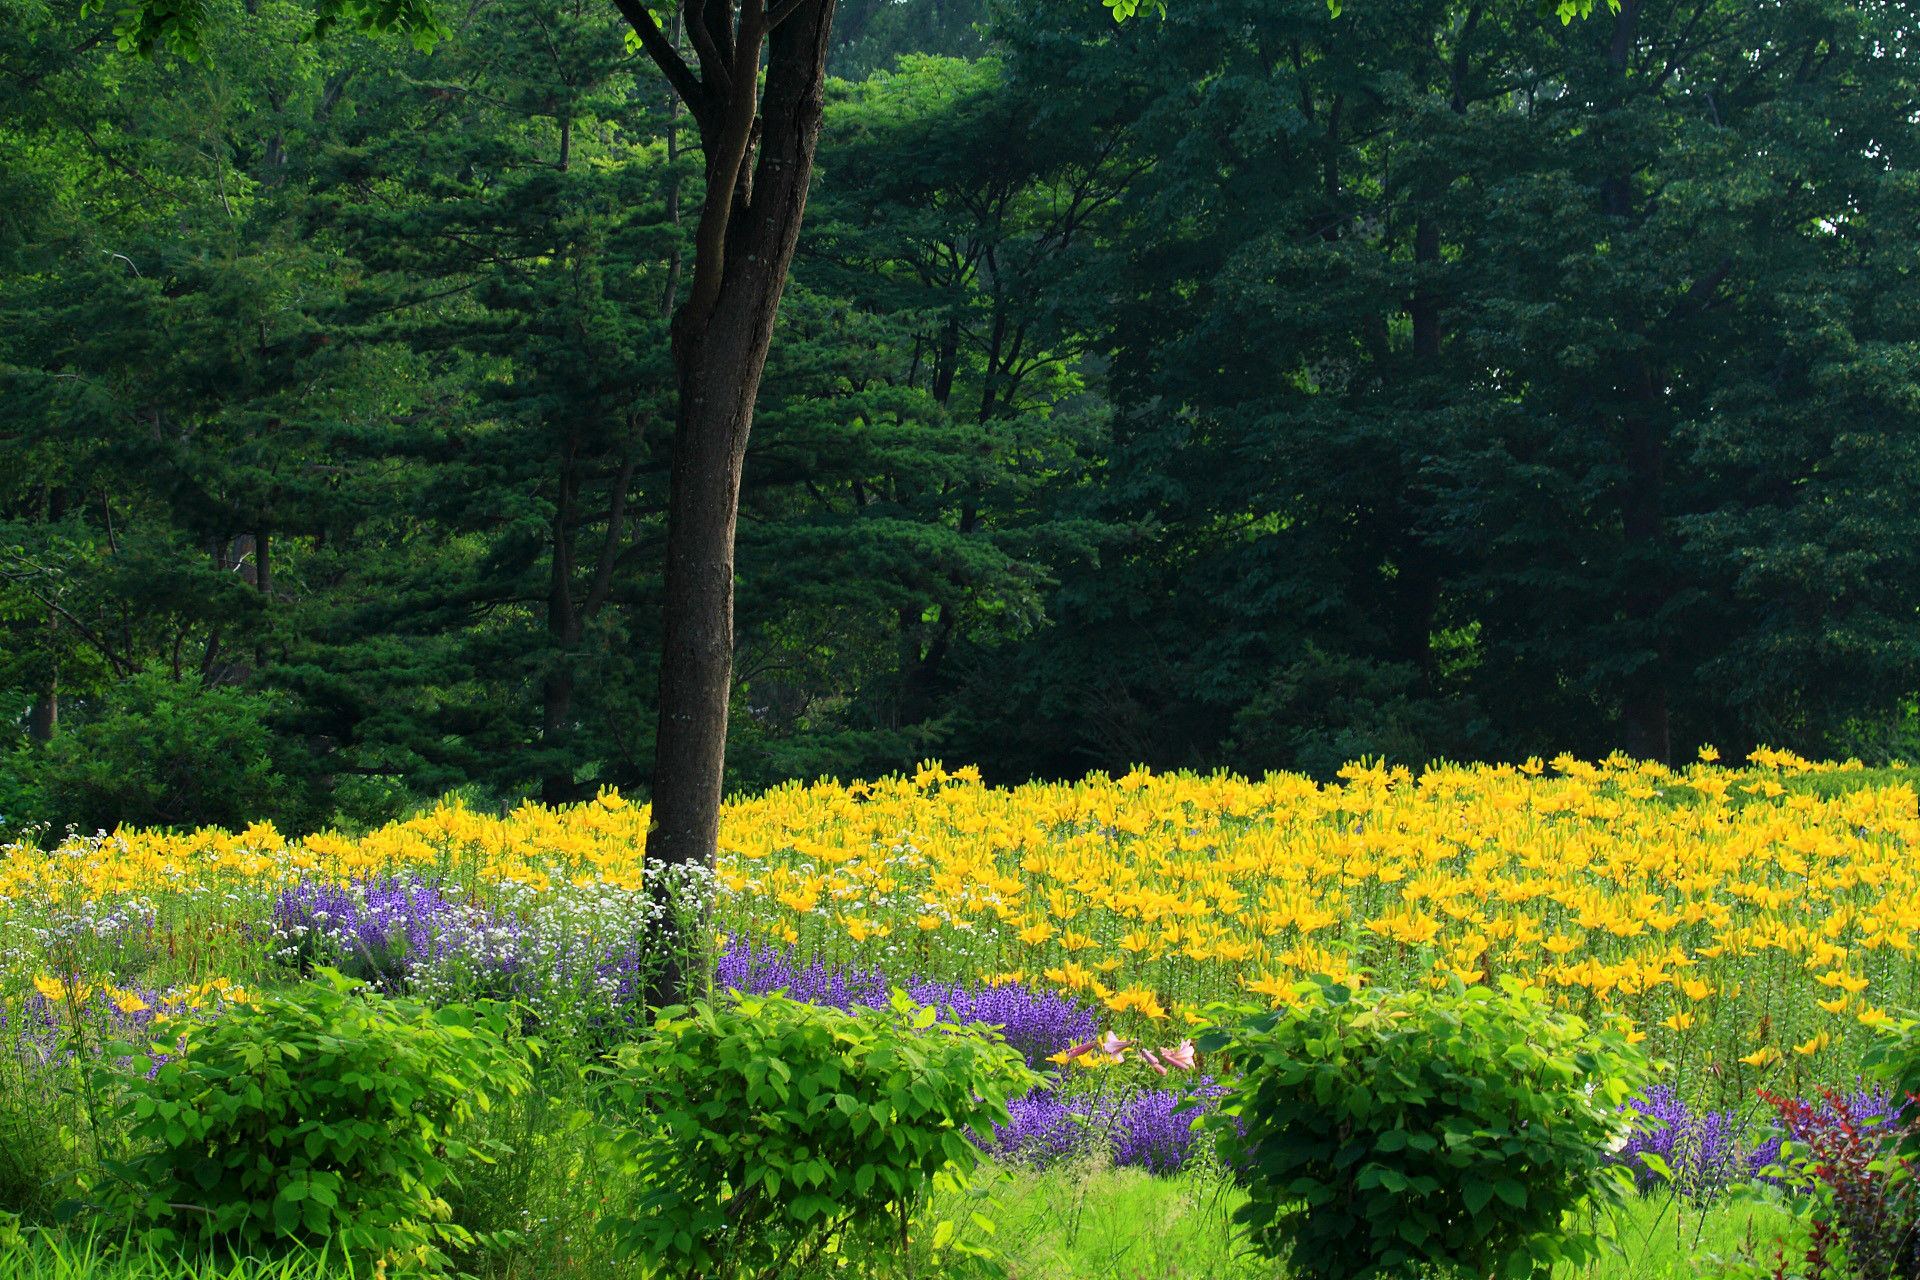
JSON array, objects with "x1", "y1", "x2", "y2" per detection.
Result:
[{"x1": 2, "y1": 0, "x2": 1916, "y2": 836}]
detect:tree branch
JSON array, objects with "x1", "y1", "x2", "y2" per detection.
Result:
[
  {"x1": 1666, "y1": 256, "x2": 1733, "y2": 324},
  {"x1": 609, "y1": 0, "x2": 713, "y2": 125},
  {"x1": 2, "y1": 585, "x2": 134, "y2": 678},
  {"x1": 583, "y1": 447, "x2": 642, "y2": 622},
  {"x1": 681, "y1": 0, "x2": 731, "y2": 104},
  {"x1": 682, "y1": 0, "x2": 767, "y2": 330}
]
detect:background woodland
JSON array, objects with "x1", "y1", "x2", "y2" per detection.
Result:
[{"x1": 3, "y1": 0, "x2": 1917, "y2": 833}]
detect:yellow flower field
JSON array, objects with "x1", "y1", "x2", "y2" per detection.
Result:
[{"x1": 4, "y1": 748, "x2": 1916, "y2": 1089}]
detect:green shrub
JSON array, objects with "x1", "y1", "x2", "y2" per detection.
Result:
[
  {"x1": 1865, "y1": 1014, "x2": 1920, "y2": 1156},
  {"x1": 596, "y1": 989, "x2": 1040, "y2": 1279},
  {"x1": 9, "y1": 673, "x2": 305, "y2": 835},
  {"x1": 94, "y1": 970, "x2": 532, "y2": 1270},
  {"x1": 1195, "y1": 975, "x2": 1651, "y2": 1280}
]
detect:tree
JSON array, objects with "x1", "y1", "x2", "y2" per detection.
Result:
[
  {"x1": 86, "y1": 0, "x2": 1631, "y2": 875},
  {"x1": 747, "y1": 55, "x2": 1127, "y2": 780},
  {"x1": 960, "y1": 0, "x2": 1498, "y2": 778},
  {"x1": 302, "y1": 0, "x2": 681, "y2": 806},
  {"x1": 976, "y1": 0, "x2": 1920, "y2": 772},
  {"x1": 7, "y1": 671, "x2": 306, "y2": 833},
  {"x1": 0, "y1": 0, "x2": 429, "y2": 826},
  {"x1": 95, "y1": 0, "x2": 842, "y2": 879}
]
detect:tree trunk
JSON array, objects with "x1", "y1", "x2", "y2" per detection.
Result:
[
  {"x1": 1618, "y1": 351, "x2": 1670, "y2": 764},
  {"x1": 541, "y1": 665, "x2": 578, "y2": 806},
  {"x1": 1410, "y1": 216, "x2": 1441, "y2": 359},
  {"x1": 27, "y1": 683, "x2": 56, "y2": 742},
  {"x1": 255, "y1": 529, "x2": 272, "y2": 597},
  {"x1": 27, "y1": 693, "x2": 57, "y2": 741},
  {"x1": 1603, "y1": 0, "x2": 1671, "y2": 764},
  {"x1": 543, "y1": 444, "x2": 581, "y2": 806},
  {"x1": 541, "y1": 442, "x2": 638, "y2": 808},
  {"x1": 661, "y1": 13, "x2": 685, "y2": 321},
  {"x1": 1622, "y1": 682, "x2": 1670, "y2": 764},
  {"x1": 644, "y1": 0, "x2": 837, "y2": 872},
  {"x1": 29, "y1": 610, "x2": 58, "y2": 741}
]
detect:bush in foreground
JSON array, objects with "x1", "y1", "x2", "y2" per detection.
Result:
[
  {"x1": 94, "y1": 971, "x2": 531, "y2": 1270},
  {"x1": 596, "y1": 989, "x2": 1040, "y2": 1278},
  {"x1": 1198, "y1": 975, "x2": 1651, "y2": 1280}
]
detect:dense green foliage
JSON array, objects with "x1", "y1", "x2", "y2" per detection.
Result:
[
  {"x1": 1865, "y1": 1018, "x2": 1920, "y2": 1158},
  {"x1": 18, "y1": 980, "x2": 1040, "y2": 1278},
  {"x1": 4, "y1": 673, "x2": 304, "y2": 835},
  {"x1": 596, "y1": 989, "x2": 1038, "y2": 1278},
  {"x1": 1196, "y1": 977, "x2": 1651, "y2": 1280},
  {"x1": 94, "y1": 973, "x2": 530, "y2": 1265},
  {"x1": 4, "y1": 0, "x2": 1918, "y2": 831}
]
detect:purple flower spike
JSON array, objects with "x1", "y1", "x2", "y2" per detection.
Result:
[
  {"x1": 271, "y1": 876, "x2": 514, "y2": 992},
  {"x1": 711, "y1": 942, "x2": 1098, "y2": 1067},
  {"x1": 980, "y1": 1078, "x2": 1231, "y2": 1174}
]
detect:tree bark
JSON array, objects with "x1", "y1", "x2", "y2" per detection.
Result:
[
  {"x1": 1602, "y1": 0, "x2": 1671, "y2": 764},
  {"x1": 543, "y1": 443, "x2": 581, "y2": 806},
  {"x1": 255, "y1": 529, "x2": 272, "y2": 597},
  {"x1": 1410, "y1": 216, "x2": 1441, "y2": 359},
  {"x1": 642, "y1": 0, "x2": 837, "y2": 872},
  {"x1": 28, "y1": 638, "x2": 56, "y2": 743}
]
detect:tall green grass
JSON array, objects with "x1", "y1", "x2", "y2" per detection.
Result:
[
  {"x1": 5, "y1": 1233, "x2": 349, "y2": 1280},
  {"x1": 0, "y1": 1179, "x2": 1807, "y2": 1280},
  {"x1": 924, "y1": 1161, "x2": 1798, "y2": 1280}
]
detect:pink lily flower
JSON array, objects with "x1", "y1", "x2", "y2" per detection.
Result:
[{"x1": 1159, "y1": 1039, "x2": 1197, "y2": 1071}]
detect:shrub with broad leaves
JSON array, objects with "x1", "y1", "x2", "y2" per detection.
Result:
[
  {"x1": 1867, "y1": 1016, "x2": 1920, "y2": 1156},
  {"x1": 595, "y1": 989, "x2": 1039, "y2": 1279},
  {"x1": 1195, "y1": 974, "x2": 1650, "y2": 1280},
  {"x1": 92, "y1": 970, "x2": 532, "y2": 1271}
]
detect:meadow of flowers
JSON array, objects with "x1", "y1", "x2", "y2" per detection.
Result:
[{"x1": 4, "y1": 747, "x2": 1917, "y2": 1179}]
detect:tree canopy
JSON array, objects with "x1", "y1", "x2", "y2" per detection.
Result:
[{"x1": 4, "y1": 0, "x2": 1916, "y2": 833}]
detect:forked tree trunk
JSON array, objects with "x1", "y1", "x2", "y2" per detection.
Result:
[{"x1": 640, "y1": 0, "x2": 838, "y2": 871}]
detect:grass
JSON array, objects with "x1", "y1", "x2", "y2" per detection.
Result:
[
  {"x1": 6, "y1": 1169, "x2": 1803, "y2": 1279},
  {"x1": 3, "y1": 1233, "x2": 350, "y2": 1279},
  {"x1": 927, "y1": 1161, "x2": 1801, "y2": 1280},
  {"x1": 1583, "y1": 1192, "x2": 1798, "y2": 1280},
  {"x1": 979, "y1": 1158, "x2": 1265, "y2": 1279}
]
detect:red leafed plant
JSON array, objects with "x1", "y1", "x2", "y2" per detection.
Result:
[{"x1": 1759, "y1": 1087, "x2": 1920, "y2": 1280}]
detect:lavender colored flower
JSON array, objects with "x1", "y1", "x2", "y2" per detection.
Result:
[
  {"x1": 1612, "y1": 1086, "x2": 1759, "y2": 1199},
  {"x1": 271, "y1": 877, "x2": 515, "y2": 992},
  {"x1": 980, "y1": 1079, "x2": 1230, "y2": 1174},
  {"x1": 902, "y1": 982, "x2": 1100, "y2": 1070},
  {"x1": 712, "y1": 942, "x2": 1099, "y2": 1067},
  {"x1": 714, "y1": 942, "x2": 891, "y2": 1010},
  {"x1": 1610, "y1": 1084, "x2": 1901, "y2": 1201},
  {"x1": 2, "y1": 984, "x2": 239, "y2": 1080},
  {"x1": 984, "y1": 1090, "x2": 1091, "y2": 1167},
  {"x1": 1769, "y1": 1084, "x2": 1904, "y2": 1156},
  {"x1": 269, "y1": 873, "x2": 682, "y2": 1043}
]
